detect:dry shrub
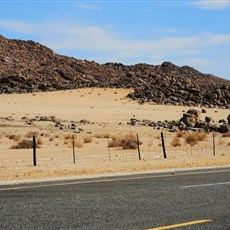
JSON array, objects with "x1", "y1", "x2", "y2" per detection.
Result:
[
  {"x1": 176, "y1": 131, "x2": 184, "y2": 138},
  {"x1": 43, "y1": 132, "x2": 51, "y2": 138},
  {"x1": 75, "y1": 139, "x2": 83, "y2": 148},
  {"x1": 171, "y1": 137, "x2": 181, "y2": 147},
  {"x1": 8, "y1": 134, "x2": 21, "y2": 142},
  {"x1": 37, "y1": 137, "x2": 44, "y2": 145},
  {"x1": 83, "y1": 136, "x2": 93, "y2": 143},
  {"x1": 64, "y1": 133, "x2": 73, "y2": 140},
  {"x1": 227, "y1": 142, "x2": 230, "y2": 146},
  {"x1": 54, "y1": 133, "x2": 60, "y2": 139},
  {"x1": 49, "y1": 136, "x2": 54, "y2": 142},
  {"x1": 25, "y1": 131, "x2": 39, "y2": 138},
  {"x1": 108, "y1": 135, "x2": 122, "y2": 148},
  {"x1": 218, "y1": 139, "x2": 225, "y2": 145},
  {"x1": 11, "y1": 139, "x2": 41, "y2": 149},
  {"x1": 108, "y1": 134, "x2": 141, "y2": 149},
  {"x1": 64, "y1": 138, "x2": 83, "y2": 148},
  {"x1": 183, "y1": 132, "x2": 207, "y2": 146},
  {"x1": 222, "y1": 132, "x2": 230, "y2": 137},
  {"x1": 94, "y1": 133, "x2": 111, "y2": 138},
  {"x1": 64, "y1": 139, "x2": 70, "y2": 145},
  {"x1": 3, "y1": 132, "x2": 10, "y2": 138},
  {"x1": 11, "y1": 139, "x2": 33, "y2": 149}
]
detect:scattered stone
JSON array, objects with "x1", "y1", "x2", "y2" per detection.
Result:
[
  {"x1": 79, "y1": 119, "x2": 91, "y2": 124},
  {"x1": 201, "y1": 109, "x2": 207, "y2": 113}
]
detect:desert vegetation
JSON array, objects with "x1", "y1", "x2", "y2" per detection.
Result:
[
  {"x1": 94, "y1": 133, "x2": 111, "y2": 138},
  {"x1": 83, "y1": 136, "x2": 93, "y2": 143},
  {"x1": 172, "y1": 131, "x2": 208, "y2": 147},
  {"x1": 11, "y1": 138, "x2": 43, "y2": 149},
  {"x1": 108, "y1": 133, "x2": 141, "y2": 149},
  {"x1": 222, "y1": 132, "x2": 230, "y2": 137},
  {"x1": 171, "y1": 137, "x2": 181, "y2": 147}
]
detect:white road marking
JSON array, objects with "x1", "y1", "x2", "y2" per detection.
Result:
[{"x1": 182, "y1": 181, "x2": 230, "y2": 189}]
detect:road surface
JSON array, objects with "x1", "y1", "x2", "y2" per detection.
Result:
[{"x1": 0, "y1": 167, "x2": 230, "y2": 229}]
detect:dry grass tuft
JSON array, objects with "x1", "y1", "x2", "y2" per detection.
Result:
[
  {"x1": 43, "y1": 132, "x2": 51, "y2": 138},
  {"x1": 183, "y1": 132, "x2": 207, "y2": 146},
  {"x1": 176, "y1": 131, "x2": 184, "y2": 138},
  {"x1": 171, "y1": 137, "x2": 181, "y2": 147},
  {"x1": 25, "y1": 131, "x2": 39, "y2": 138},
  {"x1": 54, "y1": 133, "x2": 60, "y2": 139},
  {"x1": 37, "y1": 137, "x2": 44, "y2": 145},
  {"x1": 11, "y1": 139, "x2": 33, "y2": 149},
  {"x1": 64, "y1": 133, "x2": 73, "y2": 140},
  {"x1": 75, "y1": 139, "x2": 83, "y2": 148},
  {"x1": 8, "y1": 134, "x2": 21, "y2": 142},
  {"x1": 64, "y1": 139, "x2": 70, "y2": 145},
  {"x1": 64, "y1": 138, "x2": 83, "y2": 148},
  {"x1": 94, "y1": 133, "x2": 111, "y2": 138},
  {"x1": 222, "y1": 132, "x2": 230, "y2": 137},
  {"x1": 108, "y1": 135, "x2": 122, "y2": 148},
  {"x1": 218, "y1": 139, "x2": 225, "y2": 145},
  {"x1": 49, "y1": 136, "x2": 55, "y2": 142},
  {"x1": 83, "y1": 136, "x2": 93, "y2": 143},
  {"x1": 11, "y1": 138, "x2": 42, "y2": 149},
  {"x1": 108, "y1": 133, "x2": 141, "y2": 149}
]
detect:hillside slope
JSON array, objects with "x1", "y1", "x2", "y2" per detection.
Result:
[{"x1": 0, "y1": 35, "x2": 230, "y2": 108}]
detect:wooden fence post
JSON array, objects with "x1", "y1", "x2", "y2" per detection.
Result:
[
  {"x1": 107, "y1": 137, "x2": 111, "y2": 162},
  {"x1": 137, "y1": 133, "x2": 141, "y2": 160},
  {"x1": 33, "y1": 134, "x2": 36, "y2": 166},
  {"x1": 213, "y1": 133, "x2": 216, "y2": 156},
  {"x1": 72, "y1": 134, "x2": 76, "y2": 164},
  {"x1": 161, "y1": 132, "x2": 167, "y2": 159}
]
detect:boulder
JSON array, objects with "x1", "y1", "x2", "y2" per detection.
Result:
[
  {"x1": 218, "y1": 124, "x2": 230, "y2": 133},
  {"x1": 180, "y1": 109, "x2": 201, "y2": 127},
  {"x1": 205, "y1": 116, "x2": 214, "y2": 124},
  {"x1": 227, "y1": 114, "x2": 230, "y2": 124}
]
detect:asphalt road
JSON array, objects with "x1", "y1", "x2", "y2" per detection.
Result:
[{"x1": 0, "y1": 167, "x2": 230, "y2": 230}]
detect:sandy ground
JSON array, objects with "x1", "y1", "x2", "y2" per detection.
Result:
[{"x1": 0, "y1": 88, "x2": 230, "y2": 185}]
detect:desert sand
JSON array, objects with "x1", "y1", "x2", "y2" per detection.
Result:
[{"x1": 0, "y1": 88, "x2": 230, "y2": 185}]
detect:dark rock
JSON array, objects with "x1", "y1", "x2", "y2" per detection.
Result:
[
  {"x1": 201, "y1": 109, "x2": 207, "y2": 113},
  {"x1": 205, "y1": 116, "x2": 214, "y2": 123},
  {"x1": 227, "y1": 114, "x2": 230, "y2": 124},
  {"x1": 218, "y1": 124, "x2": 230, "y2": 133}
]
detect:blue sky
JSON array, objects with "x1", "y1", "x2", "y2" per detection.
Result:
[{"x1": 0, "y1": 1, "x2": 230, "y2": 80}]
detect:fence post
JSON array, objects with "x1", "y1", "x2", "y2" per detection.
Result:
[
  {"x1": 33, "y1": 134, "x2": 36, "y2": 166},
  {"x1": 213, "y1": 133, "x2": 216, "y2": 156},
  {"x1": 161, "y1": 132, "x2": 167, "y2": 159},
  {"x1": 107, "y1": 137, "x2": 111, "y2": 162},
  {"x1": 72, "y1": 134, "x2": 76, "y2": 164},
  {"x1": 137, "y1": 133, "x2": 141, "y2": 160}
]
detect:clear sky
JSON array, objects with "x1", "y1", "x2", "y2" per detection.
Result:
[{"x1": 0, "y1": 0, "x2": 230, "y2": 80}]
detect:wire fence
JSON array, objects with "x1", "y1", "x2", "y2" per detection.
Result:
[
  {"x1": 25, "y1": 132, "x2": 230, "y2": 167},
  {"x1": 1, "y1": 130, "x2": 230, "y2": 169}
]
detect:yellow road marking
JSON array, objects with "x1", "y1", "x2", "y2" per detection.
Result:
[
  {"x1": 148, "y1": 219, "x2": 212, "y2": 230},
  {"x1": 0, "y1": 168, "x2": 230, "y2": 192}
]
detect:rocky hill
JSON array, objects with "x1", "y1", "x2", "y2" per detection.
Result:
[{"x1": 1, "y1": 35, "x2": 230, "y2": 108}]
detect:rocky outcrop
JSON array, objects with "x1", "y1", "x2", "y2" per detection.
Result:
[
  {"x1": 128, "y1": 110, "x2": 230, "y2": 133},
  {"x1": 1, "y1": 35, "x2": 230, "y2": 108}
]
